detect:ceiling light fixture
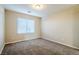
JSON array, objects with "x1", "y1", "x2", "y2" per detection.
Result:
[{"x1": 32, "y1": 4, "x2": 43, "y2": 10}]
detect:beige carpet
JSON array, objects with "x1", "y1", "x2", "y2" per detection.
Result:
[{"x1": 1, "y1": 38, "x2": 79, "y2": 55}]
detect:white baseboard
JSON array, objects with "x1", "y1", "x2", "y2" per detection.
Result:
[
  {"x1": 5, "y1": 37, "x2": 41, "y2": 44},
  {"x1": 42, "y1": 36, "x2": 79, "y2": 50},
  {"x1": 0, "y1": 44, "x2": 5, "y2": 54}
]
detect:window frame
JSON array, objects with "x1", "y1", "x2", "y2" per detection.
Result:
[{"x1": 16, "y1": 18, "x2": 35, "y2": 34}]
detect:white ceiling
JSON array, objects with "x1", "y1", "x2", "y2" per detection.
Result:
[{"x1": 2, "y1": 4, "x2": 75, "y2": 17}]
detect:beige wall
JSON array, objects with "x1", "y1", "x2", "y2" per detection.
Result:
[
  {"x1": 41, "y1": 6, "x2": 79, "y2": 48},
  {"x1": 73, "y1": 6, "x2": 79, "y2": 48},
  {"x1": 5, "y1": 10, "x2": 41, "y2": 44},
  {"x1": 0, "y1": 6, "x2": 5, "y2": 54}
]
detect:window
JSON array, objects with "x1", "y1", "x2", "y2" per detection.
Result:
[{"x1": 17, "y1": 18, "x2": 35, "y2": 34}]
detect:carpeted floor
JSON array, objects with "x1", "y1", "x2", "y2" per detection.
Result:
[{"x1": 1, "y1": 38, "x2": 79, "y2": 55}]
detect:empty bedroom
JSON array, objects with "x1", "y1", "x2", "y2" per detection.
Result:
[{"x1": 0, "y1": 4, "x2": 79, "y2": 55}]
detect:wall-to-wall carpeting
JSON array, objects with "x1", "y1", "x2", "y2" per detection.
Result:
[{"x1": 2, "y1": 39, "x2": 79, "y2": 55}]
